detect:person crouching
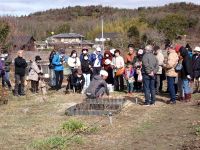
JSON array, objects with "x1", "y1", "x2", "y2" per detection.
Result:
[
  {"x1": 71, "y1": 69, "x2": 85, "y2": 93},
  {"x1": 85, "y1": 70, "x2": 109, "y2": 99}
]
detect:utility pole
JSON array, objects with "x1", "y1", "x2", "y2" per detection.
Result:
[{"x1": 101, "y1": 16, "x2": 104, "y2": 53}]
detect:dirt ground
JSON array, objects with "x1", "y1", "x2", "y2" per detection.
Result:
[{"x1": 0, "y1": 89, "x2": 200, "y2": 150}]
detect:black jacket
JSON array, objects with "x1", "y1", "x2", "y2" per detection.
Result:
[
  {"x1": 81, "y1": 58, "x2": 92, "y2": 74},
  {"x1": 71, "y1": 74, "x2": 85, "y2": 88},
  {"x1": 180, "y1": 47, "x2": 192, "y2": 79},
  {"x1": 192, "y1": 54, "x2": 200, "y2": 78},
  {"x1": 14, "y1": 56, "x2": 27, "y2": 76}
]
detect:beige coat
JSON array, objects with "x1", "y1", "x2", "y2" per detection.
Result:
[
  {"x1": 28, "y1": 61, "x2": 42, "y2": 81},
  {"x1": 155, "y1": 50, "x2": 164, "y2": 74},
  {"x1": 164, "y1": 50, "x2": 179, "y2": 77}
]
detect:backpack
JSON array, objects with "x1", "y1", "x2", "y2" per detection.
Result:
[{"x1": 49, "y1": 52, "x2": 56, "y2": 69}]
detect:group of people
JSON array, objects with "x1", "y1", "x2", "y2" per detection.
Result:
[
  {"x1": 0, "y1": 42, "x2": 200, "y2": 105},
  {"x1": 47, "y1": 44, "x2": 145, "y2": 98}
]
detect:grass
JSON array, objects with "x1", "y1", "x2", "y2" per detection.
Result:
[
  {"x1": 62, "y1": 119, "x2": 86, "y2": 133},
  {"x1": 30, "y1": 119, "x2": 98, "y2": 150},
  {"x1": 134, "y1": 121, "x2": 153, "y2": 134},
  {"x1": 31, "y1": 136, "x2": 66, "y2": 150}
]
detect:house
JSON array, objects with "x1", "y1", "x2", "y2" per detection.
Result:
[
  {"x1": 47, "y1": 33, "x2": 94, "y2": 48},
  {"x1": 96, "y1": 32, "x2": 120, "y2": 41},
  {"x1": 11, "y1": 35, "x2": 36, "y2": 51},
  {"x1": 35, "y1": 41, "x2": 48, "y2": 50}
]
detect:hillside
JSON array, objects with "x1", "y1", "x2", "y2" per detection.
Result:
[{"x1": 1, "y1": 2, "x2": 200, "y2": 49}]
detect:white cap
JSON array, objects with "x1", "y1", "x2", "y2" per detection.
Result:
[
  {"x1": 194, "y1": 46, "x2": 200, "y2": 52},
  {"x1": 100, "y1": 70, "x2": 108, "y2": 77},
  {"x1": 96, "y1": 47, "x2": 101, "y2": 52},
  {"x1": 110, "y1": 49, "x2": 115, "y2": 55},
  {"x1": 138, "y1": 49, "x2": 144, "y2": 55},
  {"x1": 105, "y1": 59, "x2": 111, "y2": 65}
]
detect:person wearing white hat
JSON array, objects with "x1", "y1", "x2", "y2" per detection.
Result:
[
  {"x1": 90, "y1": 47, "x2": 103, "y2": 76},
  {"x1": 85, "y1": 70, "x2": 109, "y2": 99},
  {"x1": 192, "y1": 46, "x2": 200, "y2": 93}
]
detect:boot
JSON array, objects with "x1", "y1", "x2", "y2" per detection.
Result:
[
  {"x1": 185, "y1": 93, "x2": 192, "y2": 102},
  {"x1": 177, "y1": 96, "x2": 185, "y2": 101}
]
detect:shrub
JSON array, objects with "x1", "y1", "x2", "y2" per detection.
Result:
[{"x1": 62, "y1": 119, "x2": 86, "y2": 132}]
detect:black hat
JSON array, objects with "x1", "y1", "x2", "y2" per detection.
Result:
[
  {"x1": 128, "y1": 44, "x2": 135, "y2": 48},
  {"x1": 35, "y1": 55, "x2": 42, "y2": 61}
]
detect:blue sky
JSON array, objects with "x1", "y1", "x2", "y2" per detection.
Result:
[{"x1": 0, "y1": 0, "x2": 200, "y2": 16}]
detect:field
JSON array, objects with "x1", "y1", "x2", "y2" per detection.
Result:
[{"x1": 0, "y1": 88, "x2": 200, "y2": 150}]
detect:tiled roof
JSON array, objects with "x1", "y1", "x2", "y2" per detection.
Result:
[{"x1": 51, "y1": 33, "x2": 85, "y2": 38}]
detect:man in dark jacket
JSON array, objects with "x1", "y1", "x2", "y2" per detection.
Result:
[
  {"x1": 14, "y1": 50, "x2": 27, "y2": 96},
  {"x1": 192, "y1": 47, "x2": 200, "y2": 93},
  {"x1": 142, "y1": 45, "x2": 159, "y2": 105},
  {"x1": 179, "y1": 47, "x2": 192, "y2": 101},
  {"x1": 85, "y1": 70, "x2": 109, "y2": 99}
]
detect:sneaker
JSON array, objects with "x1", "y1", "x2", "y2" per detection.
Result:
[{"x1": 150, "y1": 102, "x2": 155, "y2": 105}]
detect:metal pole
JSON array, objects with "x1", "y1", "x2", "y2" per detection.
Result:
[{"x1": 101, "y1": 17, "x2": 104, "y2": 53}]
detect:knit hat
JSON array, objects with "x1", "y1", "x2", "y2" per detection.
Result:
[{"x1": 100, "y1": 70, "x2": 108, "y2": 77}]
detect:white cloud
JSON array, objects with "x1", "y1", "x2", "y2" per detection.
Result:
[{"x1": 0, "y1": 0, "x2": 200, "y2": 16}]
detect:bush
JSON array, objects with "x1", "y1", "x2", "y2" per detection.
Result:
[{"x1": 62, "y1": 119, "x2": 86, "y2": 132}]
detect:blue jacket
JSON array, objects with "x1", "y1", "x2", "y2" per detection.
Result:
[
  {"x1": 52, "y1": 53, "x2": 64, "y2": 71},
  {"x1": 90, "y1": 52, "x2": 103, "y2": 66}
]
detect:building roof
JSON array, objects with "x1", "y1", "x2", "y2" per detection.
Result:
[
  {"x1": 48, "y1": 40, "x2": 94, "y2": 46},
  {"x1": 96, "y1": 32, "x2": 120, "y2": 39},
  {"x1": 51, "y1": 33, "x2": 85, "y2": 39},
  {"x1": 12, "y1": 35, "x2": 35, "y2": 46}
]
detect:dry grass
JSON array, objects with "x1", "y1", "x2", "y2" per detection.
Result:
[{"x1": 0, "y1": 87, "x2": 200, "y2": 150}]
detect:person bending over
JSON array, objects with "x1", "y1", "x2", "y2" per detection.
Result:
[{"x1": 85, "y1": 70, "x2": 109, "y2": 99}]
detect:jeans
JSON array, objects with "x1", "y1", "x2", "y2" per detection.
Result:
[
  {"x1": 2, "y1": 72, "x2": 11, "y2": 88},
  {"x1": 167, "y1": 76, "x2": 176, "y2": 102},
  {"x1": 143, "y1": 74, "x2": 156, "y2": 104},
  {"x1": 49, "y1": 69, "x2": 56, "y2": 87},
  {"x1": 83, "y1": 73, "x2": 91, "y2": 89},
  {"x1": 114, "y1": 74, "x2": 124, "y2": 91},
  {"x1": 126, "y1": 80, "x2": 133, "y2": 93},
  {"x1": 182, "y1": 79, "x2": 192, "y2": 94},
  {"x1": 55, "y1": 70, "x2": 63, "y2": 90},
  {"x1": 178, "y1": 77, "x2": 184, "y2": 97},
  {"x1": 155, "y1": 74, "x2": 161, "y2": 93},
  {"x1": 14, "y1": 74, "x2": 25, "y2": 96}
]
